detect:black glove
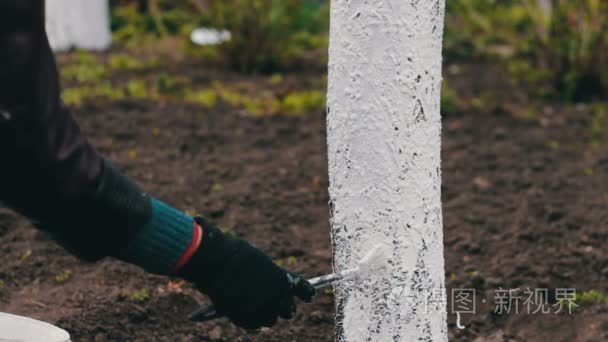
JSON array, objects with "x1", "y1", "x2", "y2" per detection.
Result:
[{"x1": 178, "y1": 217, "x2": 316, "y2": 329}]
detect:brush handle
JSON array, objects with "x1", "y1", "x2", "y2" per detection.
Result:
[
  {"x1": 189, "y1": 267, "x2": 359, "y2": 322},
  {"x1": 307, "y1": 267, "x2": 358, "y2": 288}
]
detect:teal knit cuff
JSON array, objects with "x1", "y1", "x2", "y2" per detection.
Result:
[{"x1": 121, "y1": 198, "x2": 195, "y2": 274}]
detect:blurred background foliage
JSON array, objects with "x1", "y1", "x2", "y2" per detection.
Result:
[
  {"x1": 62, "y1": 0, "x2": 606, "y2": 116},
  {"x1": 445, "y1": 0, "x2": 607, "y2": 102},
  {"x1": 109, "y1": 0, "x2": 329, "y2": 72}
]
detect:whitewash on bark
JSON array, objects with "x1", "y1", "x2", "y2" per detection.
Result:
[
  {"x1": 45, "y1": 0, "x2": 111, "y2": 51},
  {"x1": 326, "y1": 1, "x2": 448, "y2": 341}
]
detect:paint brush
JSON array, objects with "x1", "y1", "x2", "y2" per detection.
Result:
[
  {"x1": 307, "y1": 243, "x2": 390, "y2": 288},
  {"x1": 189, "y1": 243, "x2": 389, "y2": 322}
]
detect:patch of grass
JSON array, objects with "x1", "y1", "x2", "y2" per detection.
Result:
[
  {"x1": 128, "y1": 149, "x2": 137, "y2": 159},
  {"x1": 211, "y1": 81, "x2": 276, "y2": 116},
  {"x1": 441, "y1": 81, "x2": 460, "y2": 116},
  {"x1": 185, "y1": 89, "x2": 218, "y2": 108},
  {"x1": 242, "y1": 96, "x2": 277, "y2": 117},
  {"x1": 211, "y1": 182, "x2": 224, "y2": 192},
  {"x1": 548, "y1": 140, "x2": 560, "y2": 149},
  {"x1": 280, "y1": 90, "x2": 325, "y2": 115},
  {"x1": 118, "y1": 289, "x2": 150, "y2": 303},
  {"x1": 212, "y1": 81, "x2": 242, "y2": 107},
  {"x1": 60, "y1": 48, "x2": 326, "y2": 115},
  {"x1": 62, "y1": 51, "x2": 107, "y2": 83},
  {"x1": 131, "y1": 289, "x2": 150, "y2": 303},
  {"x1": 61, "y1": 88, "x2": 86, "y2": 107},
  {"x1": 211, "y1": 81, "x2": 325, "y2": 116},
  {"x1": 575, "y1": 289, "x2": 608, "y2": 306},
  {"x1": 55, "y1": 270, "x2": 72, "y2": 284},
  {"x1": 126, "y1": 79, "x2": 150, "y2": 99},
  {"x1": 275, "y1": 256, "x2": 298, "y2": 267},
  {"x1": 155, "y1": 73, "x2": 183, "y2": 95},
  {"x1": 108, "y1": 53, "x2": 153, "y2": 71},
  {"x1": 62, "y1": 83, "x2": 126, "y2": 107},
  {"x1": 583, "y1": 167, "x2": 594, "y2": 176},
  {"x1": 269, "y1": 74, "x2": 284, "y2": 85},
  {"x1": 467, "y1": 270, "x2": 480, "y2": 277}
]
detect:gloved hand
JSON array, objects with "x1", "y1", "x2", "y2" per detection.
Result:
[{"x1": 178, "y1": 217, "x2": 316, "y2": 329}]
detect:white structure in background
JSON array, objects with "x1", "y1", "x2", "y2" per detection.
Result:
[
  {"x1": 45, "y1": 0, "x2": 111, "y2": 51},
  {"x1": 190, "y1": 28, "x2": 232, "y2": 46},
  {"x1": 326, "y1": 1, "x2": 448, "y2": 341}
]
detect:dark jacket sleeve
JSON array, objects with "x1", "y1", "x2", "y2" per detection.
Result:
[{"x1": 0, "y1": 9, "x2": 152, "y2": 260}]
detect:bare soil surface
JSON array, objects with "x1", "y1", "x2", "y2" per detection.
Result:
[{"x1": 0, "y1": 57, "x2": 606, "y2": 341}]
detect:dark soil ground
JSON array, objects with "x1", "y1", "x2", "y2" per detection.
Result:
[{"x1": 0, "y1": 54, "x2": 606, "y2": 341}]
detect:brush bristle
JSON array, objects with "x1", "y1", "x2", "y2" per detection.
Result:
[{"x1": 357, "y1": 243, "x2": 390, "y2": 273}]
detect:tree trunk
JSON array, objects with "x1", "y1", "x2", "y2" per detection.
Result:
[
  {"x1": 45, "y1": 0, "x2": 111, "y2": 51},
  {"x1": 326, "y1": 1, "x2": 448, "y2": 341},
  {"x1": 536, "y1": 0, "x2": 553, "y2": 19}
]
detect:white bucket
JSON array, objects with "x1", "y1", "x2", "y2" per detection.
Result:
[{"x1": 0, "y1": 312, "x2": 70, "y2": 342}]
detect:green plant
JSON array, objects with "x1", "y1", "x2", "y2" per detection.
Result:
[
  {"x1": 280, "y1": 90, "x2": 325, "y2": 115},
  {"x1": 517, "y1": 1, "x2": 608, "y2": 101},
  {"x1": 131, "y1": 289, "x2": 150, "y2": 302},
  {"x1": 62, "y1": 51, "x2": 107, "y2": 83},
  {"x1": 185, "y1": 88, "x2": 218, "y2": 108},
  {"x1": 126, "y1": 79, "x2": 150, "y2": 99},
  {"x1": 212, "y1": 182, "x2": 224, "y2": 192},
  {"x1": 444, "y1": 0, "x2": 525, "y2": 61},
  {"x1": 446, "y1": 0, "x2": 608, "y2": 101},
  {"x1": 575, "y1": 289, "x2": 608, "y2": 306},
  {"x1": 155, "y1": 73, "x2": 183, "y2": 95},
  {"x1": 62, "y1": 83, "x2": 126, "y2": 106},
  {"x1": 55, "y1": 270, "x2": 72, "y2": 284},
  {"x1": 441, "y1": 80, "x2": 460, "y2": 116},
  {"x1": 109, "y1": 1, "x2": 329, "y2": 72},
  {"x1": 275, "y1": 256, "x2": 298, "y2": 267},
  {"x1": 204, "y1": 0, "x2": 329, "y2": 72},
  {"x1": 108, "y1": 54, "x2": 149, "y2": 71}
]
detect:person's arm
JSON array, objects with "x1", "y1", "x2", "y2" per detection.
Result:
[{"x1": 0, "y1": 0, "x2": 314, "y2": 329}]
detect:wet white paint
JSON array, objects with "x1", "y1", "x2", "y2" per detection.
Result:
[
  {"x1": 46, "y1": 0, "x2": 111, "y2": 51},
  {"x1": 326, "y1": 1, "x2": 447, "y2": 341}
]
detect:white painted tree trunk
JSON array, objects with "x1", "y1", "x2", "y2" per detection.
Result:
[
  {"x1": 45, "y1": 0, "x2": 112, "y2": 51},
  {"x1": 536, "y1": 0, "x2": 553, "y2": 19},
  {"x1": 326, "y1": 1, "x2": 447, "y2": 341}
]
